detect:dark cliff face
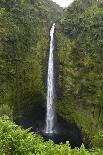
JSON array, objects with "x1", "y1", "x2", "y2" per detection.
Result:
[
  {"x1": 0, "y1": 0, "x2": 62, "y2": 117},
  {"x1": 55, "y1": 0, "x2": 103, "y2": 145}
]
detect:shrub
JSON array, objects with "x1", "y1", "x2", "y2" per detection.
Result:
[{"x1": 0, "y1": 117, "x2": 103, "y2": 155}]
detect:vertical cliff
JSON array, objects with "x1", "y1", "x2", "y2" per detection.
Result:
[
  {"x1": 0, "y1": 0, "x2": 62, "y2": 117},
  {"x1": 56, "y1": 0, "x2": 103, "y2": 144}
]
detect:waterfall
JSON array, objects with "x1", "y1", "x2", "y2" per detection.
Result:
[{"x1": 45, "y1": 23, "x2": 55, "y2": 134}]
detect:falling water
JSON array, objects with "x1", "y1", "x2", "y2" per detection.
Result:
[{"x1": 45, "y1": 23, "x2": 55, "y2": 134}]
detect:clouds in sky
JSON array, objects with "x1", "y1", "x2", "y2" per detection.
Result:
[{"x1": 52, "y1": 0, "x2": 74, "y2": 7}]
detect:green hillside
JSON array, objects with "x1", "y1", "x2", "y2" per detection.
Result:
[
  {"x1": 0, "y1": 0, "x2": 62, "y2": 117},
  {"x1": 56, "y1": 0, "x2": 103, "y2": 145}
]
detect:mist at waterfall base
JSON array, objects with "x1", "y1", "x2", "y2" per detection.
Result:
[{"x1": 15, "y1": 24, "x2": 84, "y2": 148}]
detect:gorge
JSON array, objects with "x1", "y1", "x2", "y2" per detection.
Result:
[
  {"x1": 0, "y1": 0, "x2": 103, "y2": 154},
  {"x1": 15, "y1": 23, "x2": 83, "y2": 148}
]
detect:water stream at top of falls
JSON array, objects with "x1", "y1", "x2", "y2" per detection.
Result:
[{"x1": 45, "y1": 23, "x2": 55, "y2": 134}]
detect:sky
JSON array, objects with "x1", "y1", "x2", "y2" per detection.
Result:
[{"x1": 52, "y1": 0, "x2": 74, "y2": 7}]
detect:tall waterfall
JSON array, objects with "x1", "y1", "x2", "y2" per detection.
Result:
[{"x1": 45, "y1": 23, "x2": 55, "y2": 134}]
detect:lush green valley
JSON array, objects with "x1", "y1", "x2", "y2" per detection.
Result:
[{"x1": 0, "y1": 0, "x2": 103, "y2": 154}]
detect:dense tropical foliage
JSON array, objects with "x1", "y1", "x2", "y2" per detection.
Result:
[
  {"x1": 0, "y1": 0, "x2": 103, "y2": 154},
  {"x1": 0, "y1": 0, "x2": 62, "y2": 117},
  {"x1": 56, "y1": 0, "x2": 103, "y2": 146},
  {"x1": 0, "y1": 117, "x2": 103, "y2": 155}
]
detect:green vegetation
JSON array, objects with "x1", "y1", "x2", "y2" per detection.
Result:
[
  {"x1": 0, "y1": 0, "x2": 62, "y2": 117},
  {"x1": 0, "y1": 0, "x2": 103, "y2": 153},
  {"x1": 0, "y1": 117, "x2": 103, "y2": 155},
  {"x1": 56, "y1": 0, "x2": 103, "y2": 145}
]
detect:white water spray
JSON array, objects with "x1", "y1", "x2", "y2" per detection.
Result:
[{"x1": 45, "y1": 23, "x2": 55, "y2": 134}]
